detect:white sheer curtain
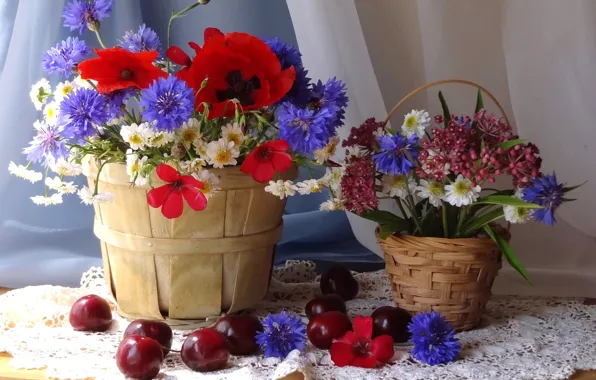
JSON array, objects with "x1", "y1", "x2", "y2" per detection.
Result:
[{"x1": 286, "y1": 0, "x2": 596, "y2": 297}]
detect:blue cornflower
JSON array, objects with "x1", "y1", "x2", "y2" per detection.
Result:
[
  {"x1": 409, "y1": 311, "x2": 461, "y2": 365},
  {"x1": 120, "y1": 24, "x2": 161, "y2": 55},
  {"x1": 310, "y1": 77, "x2": 348, "y2": 133},
  {"x1": 23, "y1": 121, "x2": 70, "y2": 166},
  {"x1": 256, "y1": 311, "x2": 306, "y2": 359},
  {"x1": 278, "y1": 102, "x2": 332, "y2": 155},
  {"x1": 60, "y1": 88, "x2": 110, "y2": 139},
  {"x1": 63, "y1": 0, "x2": 113, "y2": 34},
  {"x1": 522, "y1": 172, "x2": 564, "y2": 225},
  {"x1": 373, "y1": 133, "x2": 419, "y2": 175},
  {"x1": 104, "y1": 87, "x2": 136, "y2": 119},
  {"x1": 139, "y1": 76, "x2": 195, "y2": 132},
  {"x1": 41, "y1": 37, "x2": 89, "y2": 78},
  {"x1": 266, "y1": 38, "x2": 311, "y2": 107}
]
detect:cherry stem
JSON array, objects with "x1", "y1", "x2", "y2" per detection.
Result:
[{"x1": 162, "y1": 344, "x2": 181, "y2": 354}]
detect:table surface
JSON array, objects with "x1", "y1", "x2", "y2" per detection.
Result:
[{"x1": 0, "y1": 287, "x2": 594, "y2": 380}]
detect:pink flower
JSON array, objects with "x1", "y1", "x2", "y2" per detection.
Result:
[
  {"x1": 341, "y1": 154, "x2": 378, "y2": 215},
  {"x1": 342, "y1": 118, "x2": 384, "y2": 150}
]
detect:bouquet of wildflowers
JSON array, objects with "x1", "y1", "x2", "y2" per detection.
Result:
[
  {"x1": 317, "y1": 90, "x2": 580, "y2": 281},
  {"x1": 9, "y1": 0, "x2": 347, "y2": 219}
]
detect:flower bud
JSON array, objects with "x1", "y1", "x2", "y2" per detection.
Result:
[
  {"x1": 198, "y1": 0, "x2": 211, "y2": 4},
  {"x1": 87, "y1": 20, "x2": 100, "y2": 32}
]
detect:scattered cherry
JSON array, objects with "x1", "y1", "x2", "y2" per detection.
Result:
[
  {"x1": 320, "y1": 264, "x2": 359, "y2": 301},
  {"x1": 116, "y1": 335, "x2": 164, "y2": 380},
  {"x1": 214, "y1": 315, "x2": 263, "y2": 355},
  {"x1": 306, "y1": 311, "x2": 352, "y2": 349},
  {"x1": 69, "y1": 294, "x2": 112, "y2": 332},
  {"x1": 305, "y1": 294, "x2": 346, "y2": 320},
  {"x1": 181, "y1": 328, "x2": 229, "y2": 372},
  {"x1": 124, "y1": 319, "x2": 173, "y2": 356},
  {"x1": 371, "y1": 306, "x2": 412, "y2": 343}
]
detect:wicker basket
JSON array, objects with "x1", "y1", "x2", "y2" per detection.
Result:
[
  {"x1": 376, "y1": 79, "x2": 511, "y2": 331},
  {"x1": 83, "y1": 159, "x2": 296, "y2": 325},
  {"x1": 378, "y1": 233, "x2": 502, "y2": 331}
]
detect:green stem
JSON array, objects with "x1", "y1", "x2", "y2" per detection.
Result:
[
  {"x1": 44, "y1": 166, "x2": 49, "y2": 197},
  {"x1": 94, "y1": 30, "x2": 107, "y2": 49},
  {"x1": 94, "y1": 159, "x2": 111, "y2": 196},
  {"x1": 166, "y1": 2, "x2": 202, "y2": 73},
  {"x1": 396, "y1": 198, "x2": 408, "y2": 220},
  {"x1": 442, "y1": 205, "x2": 449, "y2": 238},
  {"x1": 455, "y1": 207, "x2": 468, "y2": 237},
  {"x1": 405, "y1": 195, "x2": 423, "y2": 235}
]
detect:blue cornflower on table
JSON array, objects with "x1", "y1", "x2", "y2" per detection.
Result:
[
  {"x1": 256, "y1": 310, "x2": 306, "y2": 359},
  {"x1": 409, "y1": 311, "x2": 461, "y2": 365}
]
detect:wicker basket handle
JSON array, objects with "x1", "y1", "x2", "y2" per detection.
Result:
[{"x1": 383, "y1": 79, "x2": 509, "y2": 126}]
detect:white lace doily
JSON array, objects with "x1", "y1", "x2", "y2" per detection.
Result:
[{"x1": 1, "y1": 260, "x2": 595, "y2": 380}]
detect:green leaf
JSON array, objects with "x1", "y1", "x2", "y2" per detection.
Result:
[
  {"x1": 562, "y1": 181, "x2": 587, "y2": 193},
  {"x1": 474, "y1": 89, "x2": 484, "y2": 113},
  {"x1": 494, "y1": 139, "x2": 527, "y2": 151},
  {"x1": 483, "y1": 225, "x2": 532, "y2": 284},
  {"x1": 438, "y1": 91, "x2": 451, "y2": 128},
  {"x1": 562, "y1": 198, "x2": 577, "y2": 202},
  {"x1": 359, "y1": 210, "x2": 410, "y2": 238},
  {"x1": 477, "y1": 195, "x2": 542, "y2": 208},
  {"x1": 461, "y1": 208, "x2": 504, "y2": 236},
  {"x1": 378, "y1": 224, "x2": 397, "y2": 240}
]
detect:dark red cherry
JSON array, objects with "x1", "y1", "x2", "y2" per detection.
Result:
[
  {"x1": 123, "y1": 320, "x2": 173, "y2": 356},
  {"x1": 181, "y1": 328, "x2": 229, "y2": 372},
  {"x1": 69, "y1": 294, "x2": 112, "y2": 332},
  {"x1": 305, "y1": 294, "x2": 347, "y2": 320},
  {"x1": 306, "y1": 311, "x2": 352, "y2": 349},
  {"x1": 320, "y1": 264, "x2": 359, "y2": 301},
  {"x1": 116, "y1": 335, "x2": 163, "y2": 380},
  {"x1": 371, "y1": 306, "x2": 412, "y2": 343},
  {"x1": 214, "y1": 315, "x2": 263, "y2": 355}
]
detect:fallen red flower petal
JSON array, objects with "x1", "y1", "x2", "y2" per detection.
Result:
[{"x1": 240, "y1": 140, "x2": 293, "y2": 183}]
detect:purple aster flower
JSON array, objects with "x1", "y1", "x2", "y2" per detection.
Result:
[
  {"x1": 60, "y1": 88, "x2": 110, "y2": 139},
  {"x1": 139, "y1": 76, "x2": 195, "y2": 132},
  {"x1": 266, "y1": 38, "x2": 311, "y2": 107},
  {"x1": 256, "y1": 310, "x2": 306, "y2": 359},
  {"x1": 104, "y1": 87, "x2": 136, "y2": 119},
  {"x1": 23, "y1": 121, "x2": 70, "y2": 166},
  {"x1": 522, "y1": 172, "x2": 564, "y2": 225},
  {"x1": 310, "y1": 77, "x2": 348, "y2": 133},
  {"x1": 409, "y1": 311, "x2": 461, "y2": 365},
  {"x1": 278, "y1": 102, "x2": 332, "y2": 155},
  {"x1": 120, "y1": 24, "x2": 162, "y2": 55},
  {"x1": 374, "y1": 133, "x2": 419, "y2": 175},
  {"x1": 41, "y1": 37, "x2": 89, "y2": 78},
  {"x1": 62, "y1": 0, "x2": 113, "y2": 34}
]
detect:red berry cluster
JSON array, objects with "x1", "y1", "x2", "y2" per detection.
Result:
[
  {"x1": 479, "y1": 143, "x2": 542, "y2": 187},
  {"x1": 341, "y1": 154, "x2": 379, "y2": 215},
  {"x1": 474, "y1": 110, "x2": 514, "y2": 145},
  {"x1": 342, "y1": 117, "x2": 384, "y2": 149}
]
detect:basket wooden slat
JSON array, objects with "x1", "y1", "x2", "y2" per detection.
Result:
[{"x1": 378, "y1": 233, "x2": 502, "y2": 331}]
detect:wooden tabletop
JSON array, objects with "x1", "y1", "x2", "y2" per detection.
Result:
[{"x1": 0, "y1": 287, "x2": 594, "y2": 380}]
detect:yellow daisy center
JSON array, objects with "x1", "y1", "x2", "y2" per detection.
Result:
[
  {"x1": 428, "y1": 182, "x2": 445, "y2": 196},
  {"x1": 227, "y1": 133, "x2": 243, "y2": 146},
  {"x1": 47, "y1": 108, "x2": 55, "y2": 118},
  {"x1": 392, "y1": 175, "x2": 407, "y2": 188},
  {"x1": 216, "y1": 150, "x2": 231, "y2": 164},
  {"x1": 200, "y1": 182, "x2": 212, "y2": 194},
  {"x1": 152, "y1": 134, "x2": 164, "y2": 145},
  {"x1": 130, "y1": 134, "x2": 143, "y2": 145},
  {"x1": 454, "y1": 181, "x2": 472, "y2": 195},
  {"x1": 61, "y1": 85, "x2": 73, "y2": 96},
  {"x1": 182, "y1": 129, "x2": 198, "y2": 142},
  {"x1": 131, "y1": 161, "x2": 139, "y2": 175},
  {"x1": 404, "y1": 115, "x2": 417, "y2": 130}
]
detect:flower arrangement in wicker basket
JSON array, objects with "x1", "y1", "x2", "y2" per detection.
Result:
[{"x1": 315, "y1": 79, "x2": 582, "y2": 330}]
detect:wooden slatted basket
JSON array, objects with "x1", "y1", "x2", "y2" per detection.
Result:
[{"x1": 83, "y1": 159, "x2": 296, "y2": 324}]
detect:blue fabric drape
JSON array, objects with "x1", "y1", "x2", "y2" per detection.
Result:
[{"x1": 0, "y1": 0, "x2": 377, "y2": 288}]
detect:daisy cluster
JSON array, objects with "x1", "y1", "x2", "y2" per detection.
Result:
[{"x1": 9, "y1": 0, "x2": 348, "y2": 218}]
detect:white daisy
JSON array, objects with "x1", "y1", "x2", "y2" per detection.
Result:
[
  {"x1": 193, "y1": 170, "x2": 221, "y2": 199},
  {"x1": 320, "y1": 198, "x2": 344, "y2": 211},
  {"x1": 121, "y1": 123, "x2": 152, "y2": 150},
  {"x1": 147, "y1": 130, "x2": 175, "y2": 148},
  {"x1": 444, "y1": 175, "x2": 481, "y2": 207},
  {"x1": 401, "y1": 109, "x2": 431, "y2": 138},
  {"x1": 416, "y1": 179, "x2": 446, "y2": 207},
  {"x1": 45, "y1": 176, "x2": 77, "y2": 194},
  {"x1": 194, "y1": 139, "x2": 209, "y2": 160},
  {"x1": 503, "y1": 205, "x2": 531, "y2": 224},
  {"x1": 180, "y1": 158, "x2": 206, "y2": 173},
  {"x1": 264, "y1": 180, "x2": 297, "y2": 199},
  {"x1": 50, "y1": 159, "x2": 82, "y2": 176},
  {"x1": 206, "y1": 138, "x2": 240, "y2": 168},
  {"x1": 221, "y1": 122, "x2": 245, "y2": 147},
  {"x1": 78, "y1": 186, "x2": 114, "y2": 205},
  {"x1": 125, "y1": 151, "x2": 149, "y2": 186},
  {"x1": 320, "y1": 166, "x2": 345, "y2": 192},
  {"x1": 176, "y1": 118, "x2": 202, "y2": 147},
  {"x1": 8, "y1": 161, "x2": 43, "y2": 183},
  {"x1": 30, "y1": 78, "x2": 52, "y2": 111},
  {"x1": 314, "y1": 136, "x2": 340, "y2": 164},
  {"x1": 73, "y1": 75, "x2": 95, "y2": 89},
  {"x1": 54, "y1": 80, "x2": 78, "y2": 102},
  {"x1": 43, "y1": 101, "x2": 60, "y2": 126},
  {"x1": 381, "y1": 174, "x2": 416, "y2": 199},
  {"x1": 31, "y1": 193, "x2": 63, "y2": 206},
  {"x1": 296, "y1": 179, "x2": 324, "y2": 195}
]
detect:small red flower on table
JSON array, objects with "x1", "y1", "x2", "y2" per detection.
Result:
[
  {"x1": 78, "y1": 48, "x2": 167, "y2": 93},
  {"x1": 147, "y1": 164, "x2": 207, "y2": 219},
  {"x1": 240, "y1": 140, "x2": 293, "y2": 183},
  {"x1": 330, "y1": 316, "x2": 394, "y2": 368}
]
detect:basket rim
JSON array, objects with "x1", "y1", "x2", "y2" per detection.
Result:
[{"x1": 375, "y1": 228, "x2": 497, "y2": 246}]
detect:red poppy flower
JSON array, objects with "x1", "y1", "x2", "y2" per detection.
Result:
[
  {"x1": 240, "y1": 140, "x2": 293, "y2": 183},
  {"x1": 330, "y1": 316, "x2": 394, "y2": 368},
  {"x1": 183, "y1": 27, "x2": 296, "y2": 119},
  {"x1": 78, "y1": 48, "x2": 167, "y2": 94},
  {"x1": 167, "y1": 28, "x2": 225, "y2": 83},
  {"x1": 147, "y1": 164, "x2": 208, "y2": 219}
]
